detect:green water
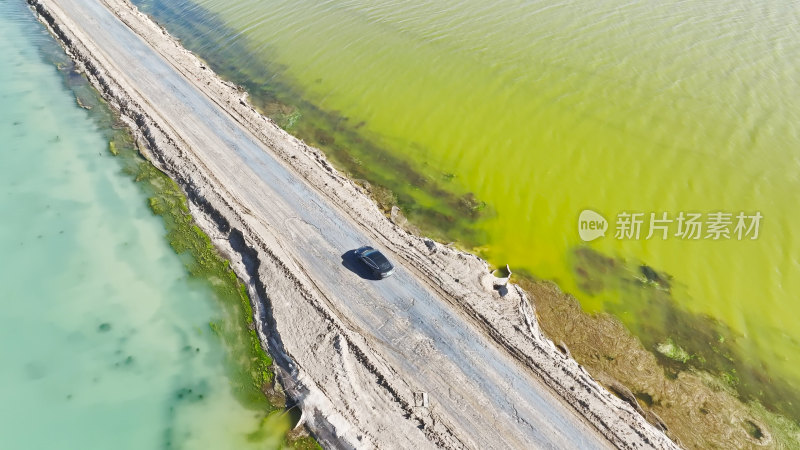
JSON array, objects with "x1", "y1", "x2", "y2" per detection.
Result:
[
  {"x1": 134, "y1": 0, "x2": 800, "y2": 423},
  {"x1": 0, "y1": 2, "x2": 289, "y2": 448}
]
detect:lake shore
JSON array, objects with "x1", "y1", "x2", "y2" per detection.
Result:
[{"x1": 28, "y1": 0, "x2": 679, "y2": 448}]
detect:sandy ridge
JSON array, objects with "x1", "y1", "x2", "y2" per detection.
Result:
[{"x1": 28, "y1": 0, "x2": 679, "y2": 448}]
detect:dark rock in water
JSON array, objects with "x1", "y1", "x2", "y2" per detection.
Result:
[
  {"x1": 98, "y1": 322, "x2": 112, "y2": 332},
  {"x1": 640, "y1": 265, "x2": 670, "y2": 289},
  {"x1": 458, "y1": 192, "x2": 487, "y2": 218},
  {"x1": 640, "y1": 265, "x2": 658, "y2": 281},
  {"x1": 743, "y1": 419, "x2": 765, "y2": 440}
]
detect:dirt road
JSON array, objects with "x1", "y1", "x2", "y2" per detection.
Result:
[{"x1": 31, "y1": 0, "x2": 678, "y2": 448}]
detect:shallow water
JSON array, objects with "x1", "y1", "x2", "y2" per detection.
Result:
[
  {"x1": 0, "y1": 2, "x2": 287, "y2": 448},
  {"x1": 132, "y1": 0, "x2": 800, "y2": 421}
]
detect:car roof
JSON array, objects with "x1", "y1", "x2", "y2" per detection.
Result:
[{"x1": 364, "y1": 249, "x2": 392, "y2": 270}]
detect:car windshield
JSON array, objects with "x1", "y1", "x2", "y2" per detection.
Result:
[{"x1": 366, "y1": 250, "x2": 392, "y2": 270}]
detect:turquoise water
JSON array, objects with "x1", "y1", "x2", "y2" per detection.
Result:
[{"x1": 0, "y1": 3, "x2": 283, "y2": 448}]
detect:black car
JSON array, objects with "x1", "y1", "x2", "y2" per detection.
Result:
[{"x1": 355, "y1": 246, "x2": 395, "y2": 279}]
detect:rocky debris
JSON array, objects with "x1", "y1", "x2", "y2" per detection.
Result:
[{"x1": 389, "y1": 205, "x2": 407, "y2": 227}]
